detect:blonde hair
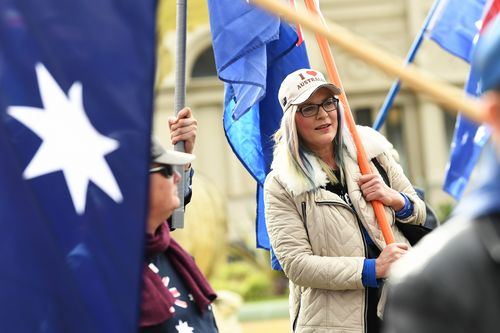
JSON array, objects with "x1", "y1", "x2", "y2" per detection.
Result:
[{"x1": 273, "y1": 103, "x2": 345, "y2": 189}]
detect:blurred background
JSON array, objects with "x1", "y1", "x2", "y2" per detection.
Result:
[{"x1": 153, "y1": 0, "x2": 467, "y2": 331}]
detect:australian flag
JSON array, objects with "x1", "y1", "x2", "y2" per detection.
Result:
[
  {"x1": 427, "y1": 0, "x2": 500, "y2": 199},
  {"x1": 207, "y1": 0, "x2": 310, "y2": 263},
  {"x1": 0, "y1": 1, "x2": 156, "y2": 332}
]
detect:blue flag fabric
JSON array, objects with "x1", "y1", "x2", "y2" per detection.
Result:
[
  {"x1": 427, "y1": 0, "x2": 490, "y2": 199},
  {"x1": 208, "y1": 0, "x2": 310, "y2": 253},
  {"x1": 0, "y1": 1, "x2": 156, "y2": 332},
  {"x1": 453, "y1": 142, "x2": 500, "y2": 219},
  {"x1": 427, "y1": 0, "x2": 487, "y2": 62},
  {"x1": 443, "y1": 68, "x2": 491, "y2": 198},
  {"x1": 209, "y1": 1, "x2": 279, "y2": 122}
]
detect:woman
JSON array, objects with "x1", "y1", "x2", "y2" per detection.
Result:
[
  {"x1": 264, "y1": 69, "x2": 426, "y2": 333},
  {"x1": 140, "y1": 138, "x2": 218, "y2": 332}
]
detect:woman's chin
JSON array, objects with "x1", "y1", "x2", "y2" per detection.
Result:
[
  {"x1": 165, "y1": 209, "x2": 175, "y2": 220},
  {"x1": 165, "y1": 203, "x2": 180, "y2": 219}
]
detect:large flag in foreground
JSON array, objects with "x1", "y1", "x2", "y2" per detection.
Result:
[
  {"x1": 208, "y1": 0, "x2": 310, "y2": 252},
  {"x1": 0, "y1": 1, "x2": 156, "y2": 332},
  {"x1": 427, "y1": 0, "x2": 499, "y2": 199}
]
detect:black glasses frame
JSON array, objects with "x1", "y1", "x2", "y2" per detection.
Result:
[
  {"x1": 149, "y1": 165, "x2": 174, "y2": 179},
  {"x1": 298, "y1": 97, "x2": 339, "y2": 118}
]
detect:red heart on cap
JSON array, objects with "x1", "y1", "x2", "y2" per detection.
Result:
[{"x1": 306, "y1": 70, "x2": 317, "y2": 76}]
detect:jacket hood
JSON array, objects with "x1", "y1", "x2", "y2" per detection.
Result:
[{"x1": 271, "y1": 124, "x2": 393, "y2": 195}]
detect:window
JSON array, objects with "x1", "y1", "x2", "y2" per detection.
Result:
[
  {"x1": 191, "y1": 46, "x2": 217, "y2": 78},
  {"x1": 385, "y1": 106, "x2": 408, "y2": 172},
  {"x1": 443, "y1": 110, "x2": 457, "y2": 153},
  {"x1": 353, "y1": 107, "x2": 372, "y2": 126}
]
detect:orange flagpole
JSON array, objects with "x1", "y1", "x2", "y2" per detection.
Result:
[
  {"x1": 303, "y1": 0, "x2": 395, "y2": 244},
  {"x1": 289, "y1": 0, "x2": 304, "y2": 46}
]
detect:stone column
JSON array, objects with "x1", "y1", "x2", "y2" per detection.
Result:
[{"x1": 417, "y1": 101, "x2": 452, "y2": 204}]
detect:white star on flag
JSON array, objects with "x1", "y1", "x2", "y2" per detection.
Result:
[
  {"x1": 175, "y1": 320, "x2": 194, "y2": 333},
  {"x1": 7, "y1": 63, "x2": 123, "y2": 214}
]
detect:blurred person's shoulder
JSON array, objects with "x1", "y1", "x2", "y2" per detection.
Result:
[{"x1": 389, "y1": 216, "x2": 477, "y2": 285}]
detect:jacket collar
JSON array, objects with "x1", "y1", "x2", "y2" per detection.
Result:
[{"x1": 271, "y1": 125, "x2": 393, "y2": 195}]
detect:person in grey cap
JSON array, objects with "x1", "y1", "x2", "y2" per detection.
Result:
[
  {"x1": 139, "y1": 139, "x2": 218, "y2": 333},
  {"x1": 264, "y1": 68, "x2": 425, "y2": 332},
  {"x1": 383, "y1": 16, "x2": 500, "y2": 333}
]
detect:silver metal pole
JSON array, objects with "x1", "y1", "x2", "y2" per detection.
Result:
[{"x1": 171, "y1": 0, "x2": 187, "y2": 229}]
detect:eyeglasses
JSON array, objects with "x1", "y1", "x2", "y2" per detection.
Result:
[
  {"x1": 149, "y1": 165, "x2": 174, "y2": 179},
  {"x1": 298, "y1": 97, "x2": 339, "y2": 118}
]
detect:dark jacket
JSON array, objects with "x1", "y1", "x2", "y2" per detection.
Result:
[
  {"x1": 384, "y1": 214, "x2": 500, "y2": 333},
  {"x1": 384, "y1": 150, "x2": 500, "y2": 333}
]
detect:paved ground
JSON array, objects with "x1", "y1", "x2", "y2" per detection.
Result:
[
  {"x1": 241, "y1": 318, "x2": 290, "y2": 333},
  {"x1": 239, "y1": 298, "x2": 290, "y2": 333}
]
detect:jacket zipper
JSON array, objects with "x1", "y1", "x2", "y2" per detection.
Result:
[
  {"x1": 316, "y1": 200, "x2": 351, "y2": 210},
  {"x1": 301, "y1": 201, "x2": 310, "y2": 241},
  {"x1": 292, "y1": 291, "x2": 300, "y2": 332},
  {"x1": 317, "y1": 200, "x2": 369, "y2": 332},
  {"x1": 292, "y1": 202, "x2": 308, "y2": 332},
  {"x1": 357, "y1": 218, "x2": 369, "y2": 333}
]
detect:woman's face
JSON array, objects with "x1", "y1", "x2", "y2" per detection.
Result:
[
  {"x1": 295, "y1": 87, "x2": 338, "y2": 153},
  {"x1": 147, "y1": 164, "x2": 181, "y2": 233}
]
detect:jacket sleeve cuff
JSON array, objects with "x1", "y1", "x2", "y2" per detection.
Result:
[
  {"x1": 362, "y1": 259, "x2": 379, "y2": 288},
  {"x1": 395, "y1": 192, "x2": 414, "y2": 219}
]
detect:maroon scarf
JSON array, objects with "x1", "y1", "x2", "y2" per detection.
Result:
[{"x1": 140, "y1": 223, "x2": 217, "y2": 327}]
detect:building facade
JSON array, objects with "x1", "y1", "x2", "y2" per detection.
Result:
[{"x1": 155, "y1": 0, "x2": 470, "y2": 249}]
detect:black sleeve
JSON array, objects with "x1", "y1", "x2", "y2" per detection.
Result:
[{"x1": 383, "y1": 275, "x2": 471, "y2": 333}]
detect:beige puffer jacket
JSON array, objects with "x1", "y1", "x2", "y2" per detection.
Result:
[{"x1": 264, "y1": 126, "x2": 426, "y2": 333}]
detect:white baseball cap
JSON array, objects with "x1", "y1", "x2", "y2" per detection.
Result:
[
  {"x1": 151, "y1": 137, "x2": 195, "y2": 165},
  {"x1": 278, "y1": 68, "x2": 341, "y2": 112}
]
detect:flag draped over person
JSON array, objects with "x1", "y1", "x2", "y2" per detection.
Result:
[
  {"x1": 427, "y1": 0, "x2": 499, "y2": 199},
  {"x1": 207, "y1": 0, "x2": 310, "y2": 254},
  {"x1": 0, "y1": 1, "x2": 156, "y2": 332}
]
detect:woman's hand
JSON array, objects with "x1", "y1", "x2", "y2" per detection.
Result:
[
  {"x1": 376, "y1": 242, "x2": 408, "y2": 278},
  {"x1": 358, "y1": 173, "x2": 405, "y2": 211}
]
